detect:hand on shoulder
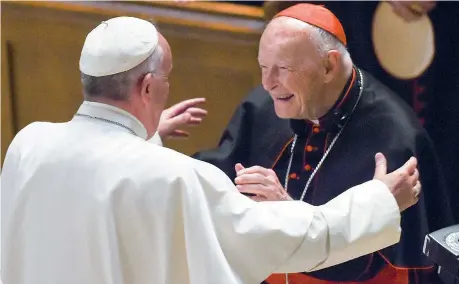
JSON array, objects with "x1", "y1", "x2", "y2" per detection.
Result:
[{"x1": 373, "y1": 152, "x2": 421, "y2": 212}]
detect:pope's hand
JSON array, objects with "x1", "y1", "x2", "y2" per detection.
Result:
[
  {"x1": 373, "y1": 152, "x2": 421, "y2": 212},
  {"x1": 158, "y1": 98, "x2": 207, "y2": 140},
  {"x1": 234, "y1": 163, "x2": 292, "y2": 201},
  {"x1": 387, "y1": 1, "x2": 436, "y2": 22}
]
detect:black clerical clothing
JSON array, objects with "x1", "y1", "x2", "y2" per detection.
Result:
[{"x1": 193, "y1": 68, "x2": 454, "y2": 284}]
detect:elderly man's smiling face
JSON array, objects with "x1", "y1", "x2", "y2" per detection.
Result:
[{"x1": 258, "y1": 17, "x2": 328, "y2": 121}]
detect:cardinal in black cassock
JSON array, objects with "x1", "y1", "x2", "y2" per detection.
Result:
[
  {"x1": 262, "y1": 0, "x2": 459, "y2": 224},
  {"x1": 193, "y1": 3, "x2": 454, "y2": 284}
]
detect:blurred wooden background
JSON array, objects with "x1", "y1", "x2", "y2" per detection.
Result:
[{"x1": 1, "y1": 1, "x2": 265, "y2": 164}]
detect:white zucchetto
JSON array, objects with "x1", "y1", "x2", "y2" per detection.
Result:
[{"x1": 79, "y1": 16, "x2": 158, "y2": 77}]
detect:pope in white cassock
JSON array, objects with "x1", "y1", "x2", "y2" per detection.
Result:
[{"x1": 1, "y1": 17, "x2": 422, "y2": 284}]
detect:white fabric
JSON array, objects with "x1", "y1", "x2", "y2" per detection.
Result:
[
  {"x1": 77, "y1": 101, "x2": 149, "y2": 139},
  {"x1": 1, "y1": 101, "x2": 401, "y2": 284},
  {"x1": 79, "y1": 17, "x2": 158, "y2": 77},
  {"x1": 148, "y1": 131, "x2": 163, "y2": 146}
]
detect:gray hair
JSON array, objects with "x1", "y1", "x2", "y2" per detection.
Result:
[
  {"x1": 81, "y1": 44, "x2": 164, "y2": 101},
  {"x1": 307, "y1": 23, "x2": 351, "y2": 61}
]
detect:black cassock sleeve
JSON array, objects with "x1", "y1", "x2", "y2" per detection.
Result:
[
  {"x1": 375, "y1": 131, "x2": 455, "y2": 284},
  {"x1": 192, "y1": 92, "x2": 257, "y2": 182},
  {"x1": 192, "y1": 102, "x2": 252, "y2": 181},
  {"x1": 381, "y1": 131, "x2": 454, "y2": 265}
]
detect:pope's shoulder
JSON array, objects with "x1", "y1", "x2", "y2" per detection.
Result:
[
  {"x1": 5, "y1": 121, "x2": 59, "y2": 152},
  {"x1": 114, "y1": 138, "x2": 236, "y2": 195},
  {"x1": 6, "y1": 121, "x2": 230, "y2": 184},
  {"x1": 11, "y1": 121, "x2": 53, "y2": 139}
]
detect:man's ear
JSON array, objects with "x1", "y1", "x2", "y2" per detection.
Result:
[
  {"x1": 140, "y1": 73, "x2": 154, "y2": 103},
  {"x1": 324, "y1": 50, "x2": 340, "y2": 84}
]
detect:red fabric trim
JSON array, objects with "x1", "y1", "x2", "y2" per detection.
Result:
[
  {"x1": 271, "y1": 137, "x2": 294, "y2": 169},
  {"x1": 264, "y1": 264, "x2": 410, "y2": 284}
]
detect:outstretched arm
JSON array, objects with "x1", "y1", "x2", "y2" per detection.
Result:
[
  {"x1": 186, "y1": 153, "x2": 418, "y2": 282},
  {"x1": 149, "y1": 97, "x2": 208, "y2": 146}
]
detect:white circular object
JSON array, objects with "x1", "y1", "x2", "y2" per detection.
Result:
[
  {"x1": 445, "y1": 232, "x2": 459, "y2": 253},
  {"x1": 372, "y1": 2, "x2": 435, "y2": 80}
]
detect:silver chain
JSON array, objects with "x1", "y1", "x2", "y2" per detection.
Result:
[
  {"x1": 74, "y1": 113, "x2": 137, "y2": 136},
  {"x1": 283, "y1": 69, "x2": 364, "y2": 284}
]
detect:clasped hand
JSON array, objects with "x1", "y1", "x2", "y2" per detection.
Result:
[{"x1": 234, "y1": 163, "x2": 292, "y2": 201}]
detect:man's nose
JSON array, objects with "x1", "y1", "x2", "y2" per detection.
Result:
[{"x1": 262, "y1": 69, "x2": 278, "y2": 92}]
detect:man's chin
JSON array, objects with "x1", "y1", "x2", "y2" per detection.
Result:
[
  {"x1": 276, "y1": 115, "x2": 316, "y2": 122},
  {"x1": 273, "y1": 106, "x2": 312, "y2": 120},
  {"x1": 274, "y1": 112, "x2": 296, "y2": 120}
]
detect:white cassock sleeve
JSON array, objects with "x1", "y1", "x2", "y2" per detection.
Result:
[
  {"x1": 273, "y1": 179, "x2": 401, "y2": 273},
  {"x1": 186, "y1": 160, "x2": 401, "y2": 282},
  {"x1": 148, "y1": 132, "x2": 163, "y2": 146}
]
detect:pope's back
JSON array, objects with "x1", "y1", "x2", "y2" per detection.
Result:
[{"x1": 1, "y1": 118, "x2": 206, "y2": 284}]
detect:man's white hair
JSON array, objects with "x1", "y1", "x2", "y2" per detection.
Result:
[
  {"x1": 306, "y1": 23, "x2": 351, "y2": 61},
  {"x1": 81, "y1": 43, "x2": 164, "y2": 101}
]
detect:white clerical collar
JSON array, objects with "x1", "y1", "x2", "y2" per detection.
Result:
[{"x1": 74, "y1": 101, "x2": 148, "y2": 140}]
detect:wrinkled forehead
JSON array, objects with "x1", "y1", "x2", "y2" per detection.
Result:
[
  {"x1": 258, "y1": 18, "x2": 317, "y2": 65},
  {"x1": 259, "y1": 33, "x2": 309, "y2": 66}
]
